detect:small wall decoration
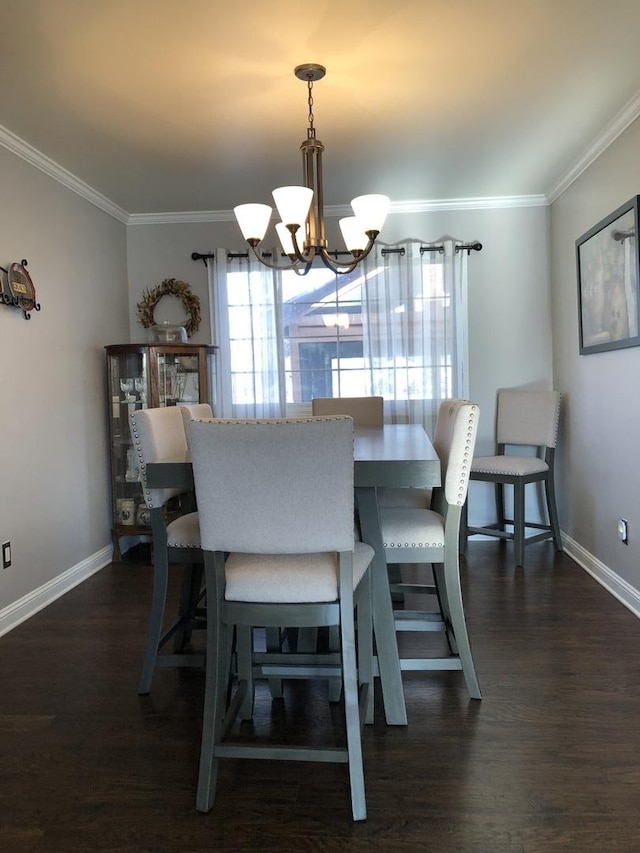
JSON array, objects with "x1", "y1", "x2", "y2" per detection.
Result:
[
  {"x1": 576, "y1": 195, "x2": 640, "y2": 354},
  {"x1": 0, "y1": 259, "x2": 41, "y2": 320},
  {"x1": 136, "y1": 278, "x2": 201, "y2": 337}
]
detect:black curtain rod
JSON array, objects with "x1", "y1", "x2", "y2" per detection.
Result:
[
  {"x1": 192, "y1": 242, "x2": 483, "y2": 265},
  {"x1": 192, "y1": 249, "x2": 355, "y2": 265},
  {"x1": 421, "y1": 241, "x2": 482, "y2": 255},
  {"x1": 191, "y1": 252, "x2": 215, "y2": 266},
  {"x1": 383, "y1": 242, "x2": 482, "y2": 255}
]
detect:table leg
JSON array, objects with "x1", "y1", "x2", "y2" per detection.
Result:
[{"x1": 355, "y1": 486, "x2": 407, "y2": 726}]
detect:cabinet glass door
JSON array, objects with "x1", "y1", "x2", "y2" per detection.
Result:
[
  {"x1": 106, "y1": 343, "x2": 214, "y2": 560},
  {"x1": 107, "y1": 349, "x2": 149, "y2": 541},
  {"x1": 156, "y1": 350, "x2": 201, "y2": 406}
]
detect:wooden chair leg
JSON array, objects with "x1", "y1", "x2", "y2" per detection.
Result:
[
  {"x1": 327, "y1": 626, "x2": 343, "y2": 702},
  {"x1": 356, "y1": 573, "x2": 374, "y2": 725},
  {"x1": 174, "y1": 563, "x2": 202, "y2": 651},
  {"x1": 459, "y1": 500, "x2": 469, "y2": 554},
  {"x1": 545, "y1": 475, "x2": 562, "y2": 550},
  {"x1": 442, "y1": 554, "x2": 481, "y2": 700},
  {"x1": 513, "y1": 480, "x2": 526, "y2": 567},
  {"x1": 138, "y1": 550, "x2": 169, "y2": 695},
  {"x1": 197, "y1": 555, "x2": 228, "y2": 813},
  {"x1": 236, "y1": 625, "x2": 254, "y2": 720},
  {"x1": 341, "y1": 594, "x2": 367, "y2": 821},
  {"x1": 495, "y1": 482, "x2": 506, "y2": 530},
  {"x1": 264, "y1": 627, "x2": 283, "y2": 699},
  {"x1": 298, "y1": 627, "x2": 341, "y2": 703},
  {"x1": 433, "y1": 563, "x2": 458, "y2": 655}
]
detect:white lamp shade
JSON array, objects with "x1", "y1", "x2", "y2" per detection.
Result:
[
  {"x1": 350, "y1": 194, "x2": 391, "y2": 233},
  {"x1": 272, "y1": 186, "x2": 313, "y2": 227},
  {"x1": 234, "y1": 203, "x2": 272, "y2": 243},
  {"x1": 339, "y1": 216, "x2": 369, "y2": 253},
  {"x1": 275, "y1": 222, "x2": 296, "y2": 256}
]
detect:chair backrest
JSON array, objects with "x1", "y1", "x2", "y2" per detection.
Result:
[
  {"x1": 179, "y1": 402, "x2": 214, "y2": 442},
  {"x1": 311, "y1": 396, "x2": 384, "y2": 427},
  {"x1": 189, "y1": 417, "x2": 355, "y2": 554},
  {"x1": 129, "y1": 406, "x2": 188, "y2": 508},
  {"x1": 495, "y1": 390, "x2": 561, "y2": 449},
  {"x1": 432, "y1": 399, "x2": 480, "y2": 507}
]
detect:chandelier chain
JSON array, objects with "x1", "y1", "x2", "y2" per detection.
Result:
[{"x1": 307, "y1": 79, "x2": 315, "y2": 138}]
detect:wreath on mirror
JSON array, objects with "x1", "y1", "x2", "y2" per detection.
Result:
[{"x1": 136, "y1": 278, "x2": 201, "y2": 337}]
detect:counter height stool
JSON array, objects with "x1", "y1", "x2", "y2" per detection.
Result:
[
  {"x1": 311, "y1": 395, "x2": 384, "y2": 426},
  {"x1": 129, "y1": 406, "x2": 203, "y2": 695},
  {"x1": 380, "y1": 399, "x2": 482, "y2": 699},
  {"x1": 464, "y1": 389, "x2": 562, "y2": 567},
  {"x1": 189, "y1": 416, "x2": 374, "y2": 821},
  {"x1": 312, "y1": 395, "x2": 431, "y2": 510}
]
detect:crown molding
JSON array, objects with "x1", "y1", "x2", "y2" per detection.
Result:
[
  {"x1": 389, "y1": 195, "x2": 548, "y2": 213},
  {"x1": 128, "y1": 209, "x2": 234, "y2": 225},
  {"x1": 0, "y1": 123, "x2": 129, "y2": 224},
  {"x1": 4, "y1": 84, "x2": 640, "y2": 223},
  {"x1": 546, "y1": 89, "x2": 640, "y2": 203},
  {"x1": 128, "y1": 194, "x2": 548, "y2": 226}
]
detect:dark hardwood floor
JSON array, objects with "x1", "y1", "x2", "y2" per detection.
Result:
[{"x1": 2, "y1": 542, "x2": 640, "y2": 852}]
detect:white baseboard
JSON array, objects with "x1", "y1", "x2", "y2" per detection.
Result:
[
  {"x1": 0, "y1": 545, "x2": 113, "y2": 638},
  {"x1": 562, "y1": 534, "x2": 640, "y2": 619},
  {"x1": 1, "y1": 537, "x2": 637, "y2": 640}
]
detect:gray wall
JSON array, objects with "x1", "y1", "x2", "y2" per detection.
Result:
[
  {"x1": 0, "y1": 146, "x2": 129, "y2": 614},
  {"x1": 550, "y1": 117, "x2": 640, "y2": 598},
  {"x1": 7, "y1": 111, "x2": 638, "y2": 624},
  {"x1": 126, "y1": 203, "x2": 554, "y2": 527}
]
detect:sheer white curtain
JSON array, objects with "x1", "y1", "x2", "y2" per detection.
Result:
[
  {"x1": 361, "y1": 238, "x2": 469, "y2": 436},
  {"x1": 209, "y1": 237, "x2": 470, "y2": 434},
  {"x1": 208, "y1": 249, "x2": 286, "y2": 418}
]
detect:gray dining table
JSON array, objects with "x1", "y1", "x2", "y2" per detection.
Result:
[{"x1": 145, "y1": 421, "x2": 441, "y2": 725}]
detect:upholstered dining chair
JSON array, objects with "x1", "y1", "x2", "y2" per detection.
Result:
[
  {"x1": 311, "y1": 395, "x2": 384, "y2": 425},
  {"x1": 311, "y1": 395, "x2": 429, "y2": 510},
  {"x1": 179, "y1": 402, "x2": 213, "y2": 437},
  {"x1": 189, "y1": 416, "x2": 374, "y2": 821},
  {"x1": 311, "y1": 393, "x2": 430, "y2": 630},
  {"x1": 380, "y1": 399, "x2": 481, "y2": 699},
  {"x1": 129, "y1": 406, "x2": 203, "y2": 695},
  {"x1": 463, "y1": 389, "x2": 562, "y2": 567}
]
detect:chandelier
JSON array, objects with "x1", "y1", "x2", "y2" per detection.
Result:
[{"x1": 233, "y1": 64, "x2": 390, "y2": 276}]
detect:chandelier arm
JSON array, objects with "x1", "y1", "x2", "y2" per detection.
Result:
[
  {"x1": 317, "y1": 232, "x2": 379, "y2": 274},
  {"x1": 246, "y1": 243, "x2": 309, "y2": 273},
  {"x1": 289, "y1": 225, "x2": 318, "y2": 266},
  {"x1": 318, "y1": 250, "x2": 365, "y2": 275}
]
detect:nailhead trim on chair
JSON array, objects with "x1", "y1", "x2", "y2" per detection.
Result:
[
  {"x1": 384, "y1": 540, "x2": 442, "y2": 548},
  {"x1": 128, "y1": 416, "x2": 155, "y2": 509},
  {"x1": 192, "y1": 415, "x2": 350, "y2": 426},
  {"x1": 453, "y1": 406, "x2": 477, "y2": 506}
]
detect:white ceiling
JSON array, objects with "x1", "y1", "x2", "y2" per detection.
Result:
[{"x1": 2, "y1": 0, "x2": 640, "y2": 216}]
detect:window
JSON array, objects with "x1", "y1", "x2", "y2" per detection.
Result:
[{"x1": 210, "y1": 240, "x2": 469, "y2": 433}]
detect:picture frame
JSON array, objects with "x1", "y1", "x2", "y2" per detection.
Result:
[{"x1": 576, "y1": 195, "x2": 640, "y2": 355}]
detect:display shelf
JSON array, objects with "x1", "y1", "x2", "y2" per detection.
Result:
[{"x1": 105, "y1": 343, "x2": 216, "y2": 560}]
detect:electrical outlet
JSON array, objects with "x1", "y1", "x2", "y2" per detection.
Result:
[
  {"x1": 2, "y1": 541, "x2": 11, "y2": 568},
  {"x1": 617, "y1": 519, "x2": 629, "y2": 545}
]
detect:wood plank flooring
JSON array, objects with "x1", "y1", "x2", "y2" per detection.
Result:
[{"x1": 1, "y1": 542, "x2": 639, "y2": 852}]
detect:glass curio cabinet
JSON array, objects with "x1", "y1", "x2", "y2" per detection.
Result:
[{"x1": 105, "y1": 343, "x2": 217, "y2": 560}]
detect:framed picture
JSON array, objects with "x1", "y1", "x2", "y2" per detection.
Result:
[{"x1": 576, "y1": 195, "x2": 640, "y2": 354}]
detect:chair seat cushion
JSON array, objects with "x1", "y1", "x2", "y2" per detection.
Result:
[
  {"x1": 380, "y1": 508, "x2": 444, "y2": 549},
  {"x1": 471, "y1": 455, "x2": 549, "y2": 476},
  {"x1": 166, "y1": 512, "x2": 201, "y2": 548},
  {"x1": 224, "y1": 541, "x2": 374, "y2": 603}
]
